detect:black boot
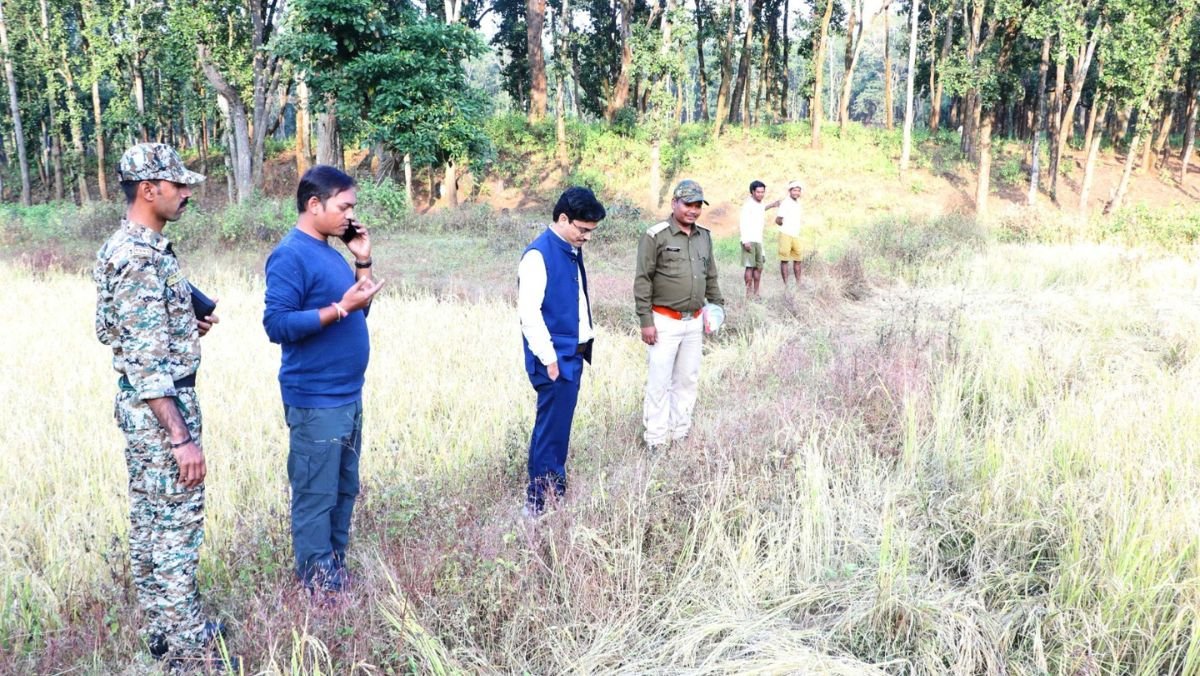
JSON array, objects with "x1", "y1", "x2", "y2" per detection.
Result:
[{"x1": 148, "y1": 633, "x2": 169, "y2": 660}]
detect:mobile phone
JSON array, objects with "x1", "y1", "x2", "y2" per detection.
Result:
[
  {"x1": 340, "y1": 218, "x2": 361, "y2": 244},
  {"x1": 190, "y1": 286, "x2": 217, "y2": 319}
]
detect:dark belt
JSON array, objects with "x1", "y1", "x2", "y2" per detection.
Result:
[{"x1": 118, "y1": 373, "x2": 197, "y2": 392}]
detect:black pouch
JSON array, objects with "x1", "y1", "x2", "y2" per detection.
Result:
[{"x1": 190, "y1": 285, "x2": 217, "y2": 319}]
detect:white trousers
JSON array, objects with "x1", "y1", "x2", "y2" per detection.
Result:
[{"x1": 643, "y1": 312, "x2": 704, "y2": 445}]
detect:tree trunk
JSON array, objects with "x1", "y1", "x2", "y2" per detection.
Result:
[
  {"x1": 1051, "y1": 20, "x2": 1099, "y2": 202},
  {"x1": 38, "y1": 0, "x2": 63, "y2": 201},
  {"x1": 554, "y1": 0, "x2": 570, "y2": 177},
  {"x1": 527, "y1": 0, "x2": 548, "y2": 122},
  {"x1": 316, "y1": 107, "x2": 340, "y2": 168},
  {"x1": 296, "y1": 79, "x2": 312, "y2": 176},
  {"x1": 1150, "y1": 66, "x2": 1183, "y2": 171},
  {"x1": 729, "y1": 0, "x2": 756, "y2": 125},
  {"x1": 711, "y1": 0, "x2": 737, "y2": 140},
  {"x1": 780, "y1": 0, "x2": 789, "y2": 119},
  {"x1": 837, "y1": 0, "x2": 859, "y2": 132},
  {"x1": 649, "y1": 0, "x2": 674, "y2": 206},
  {"x1": 754, "y1": 10, "x2": 771, "y2": 125},
  {"x1": 899, "y1": 0, "x2": 918, "y2": 172},
  {"x1": 442, "y1": 160, "x2": 458, "y2": 208},
  {"x1": 131, "y1": 50, "x2": 147, "y2": 141},
  {"x1": 930, "y1": 3, "x2": 953, "y2": 132},
  {"x1": 1027, "y1": 36, "x2": 1050, "y2": 205},
  {"x1": 403, "y1": 153, "x2": 413, "y2": 207},
  {"x1": 1079, "y1": 97, "x2": 1107, "y2": 217},
  {"x1": 1104, "y1": 129, "x2": 1139, "y2": 214},
  {"x1": 91, "y1": 76, "x2": 106, "y2": 200},
  {"x1": 695, "y1": 0, "x2": 709, "y2": 121},
  {"x1": 60, "y1": 52, "x2": 91, "y2": 203},
  {"x1": 1180, "y1": 92, "x2": 1197, "y2": 186},
  {"x1": 1047, "y1": 41, "x2": 1066, "y2": 201},
  {"x1": 809, "y1": 0, "x2": 835, "y2": 148},
  {"x1": 556, "y1": 77, "x2": 568, "y2": 176},
  {"x1": 197, "y1": 114, "x2": 209, "y2": 198},
  {"x1": 975, "y1": 107, "x2": 993, "y2": 219},
  {"x1": 200, "y1": 47, "x2": 253, "y2": 202},
  {"x1": 884, "y1": 8, "x2": 893, "y2": 130},
  {"x1": 604, "y1": 0, "x2": 633, "y2": 122},
  {"x1": 0, "y1": 0, "x2": 28, "y2": 204},
  {"x1": 839, "y1": 0, "x2": 889, "y2": 133}
]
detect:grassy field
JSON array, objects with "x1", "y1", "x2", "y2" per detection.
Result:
[{"x1": 2, "y1": 193, "x2": 1199, "y2": 674}]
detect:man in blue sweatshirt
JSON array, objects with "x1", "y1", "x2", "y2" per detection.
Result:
[
  {"x1": 263, "y1": 165, "x2": 385, "y2": 591},
  {"x1": 518, "y1": 187, "x2": 606, "y2": 516}
]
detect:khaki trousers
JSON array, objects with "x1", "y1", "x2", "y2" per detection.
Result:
[{"x1": 643, "y1": 312, "x2": 704, "y2": 445}]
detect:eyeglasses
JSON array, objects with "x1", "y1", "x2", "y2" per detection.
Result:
[{"x1": 569, "y1": 220, "x2": 598, "y2": 235}]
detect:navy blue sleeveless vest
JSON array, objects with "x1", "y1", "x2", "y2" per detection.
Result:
[{"x1": 522, "y1": 228, "x2": 592, "y2": 381}]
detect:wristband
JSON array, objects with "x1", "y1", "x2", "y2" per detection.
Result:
[
  {"x1": 332, "y1": 302, "x2": 348, "y2": 321},
  {"x1": 354, "y1": 257, "x2": 373, "y2": 269},
  {"x1": 171, "y1": 435, "x2": 193, "y2": 449}
]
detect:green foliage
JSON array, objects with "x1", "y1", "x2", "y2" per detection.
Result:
[
  {"x1": 356, "y1": 178, "x2": 411, "y2": 229},
  {"x1": 205, "y1": 196, "x2": 294, "y2": 245},
  {"x1": 1100, "y1": 203, "x2": 1200, "y2": 249},
  {"x1": 610, "y1": 107, "x2": 639, "y2": 137},
  {"x1": 564, "y1": 168, "x2": 607, "y2": 193},
  {"x1": 281, "y1": 1, "x2": 493, "y2": 173},
  {"x1": 996, "y1": 158, "x2": 1023, "y2": 187},
  {"x1": 488, "y1": 0, "x2": 530, "y2": 110}
]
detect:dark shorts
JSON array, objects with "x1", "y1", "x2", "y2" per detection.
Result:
[{"x1": 741, "y1": 242, "x2": 765, "y2": 269}]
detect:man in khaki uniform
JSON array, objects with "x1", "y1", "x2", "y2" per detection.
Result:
[
  {"x1": 94, "y1": 143, "x2": 229, "y2": 669},
  {"x1": 634, "y1": 179, "x2": 725, "y2": 451}
]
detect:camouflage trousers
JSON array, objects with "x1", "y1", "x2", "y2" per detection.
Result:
[{"x1": 114, "y1": 388, "x2": 208, "y2": 656}]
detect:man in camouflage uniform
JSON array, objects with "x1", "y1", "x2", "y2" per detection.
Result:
[{"x1": 93, "y1": 143, "x2": 224, "y2": 666}]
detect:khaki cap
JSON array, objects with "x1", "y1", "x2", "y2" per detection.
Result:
[{"x1": 672, "y1": 179, "x2": 708, "y2": 205}]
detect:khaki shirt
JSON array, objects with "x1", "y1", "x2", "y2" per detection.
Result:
[
  {"x1": 94, "y1": 220, "x2": 200, "y2": 400},
  {"x1": 634, "y1": 215, "x2": 725, "y2": 328}
]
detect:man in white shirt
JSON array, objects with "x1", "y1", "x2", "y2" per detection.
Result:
[
  {"x1": 739, "y1": 180, "x2": 780, "y2": 298},
  {"x1": 775, "y1": 180, "x2": 805, "y2": 288},
  {"x1": 517, "y1": 187, "x2": 607, "y2": 516}
]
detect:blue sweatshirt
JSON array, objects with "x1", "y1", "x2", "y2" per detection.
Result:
[{"x1": 263, "y1": 228, "x2": 370, "y2": 408}]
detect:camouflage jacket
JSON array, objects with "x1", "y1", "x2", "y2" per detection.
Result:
[{"x1": 94, "y1": 219, "x2": 200, "y2": 399}]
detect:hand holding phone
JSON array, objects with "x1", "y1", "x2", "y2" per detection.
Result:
[{"x1": 340, "y1": 218, "x2": 361, "y2": 244}]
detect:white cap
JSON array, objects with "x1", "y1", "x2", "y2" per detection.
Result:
[{"x1": 787, "y1": 180, "x2": 803, "y2": 190}]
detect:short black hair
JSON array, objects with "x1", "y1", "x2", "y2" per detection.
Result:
[
  {"x1": 749, "y1": 180, "x2": 766, "y2": 193},
  {"x1": 553, "y1": 186, "x2": 606, "y2": 223},
  {"x1": 120, "y1": 179, "x2": 157, "y2": 205},
  {"x1": 297, "y1": 165, "x2": 356, "y2": 213}
]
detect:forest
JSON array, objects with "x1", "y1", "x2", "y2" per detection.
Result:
[{"x1": 0, "y1": 0, "x2": 1194, "y2": 217}]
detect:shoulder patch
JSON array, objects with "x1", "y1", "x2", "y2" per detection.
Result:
[{"x1": 646, "y1": 221, "x2": 671, "y2": 237}]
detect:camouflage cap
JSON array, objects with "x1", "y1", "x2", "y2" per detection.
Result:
[
  {"x1": 118, "y1": 143, "x2": 205, "y2": 184},
  {"x1": 672, "y1": 179, "x2": 708, "y2": 205}
]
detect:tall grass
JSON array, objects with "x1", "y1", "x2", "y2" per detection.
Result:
[{"x1": 1, "y1": 208, "x2": 1199, "y2": 673}]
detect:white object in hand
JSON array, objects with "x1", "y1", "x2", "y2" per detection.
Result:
[{"x1": 701, "y1": 303, "x2": 725, "y2": 335}]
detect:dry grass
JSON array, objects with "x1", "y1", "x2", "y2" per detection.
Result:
[{"x1": 2, "y1": 211, "x2": 1199, "y2": 674}]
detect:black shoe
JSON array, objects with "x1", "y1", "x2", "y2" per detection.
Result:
[
  {"x1": 148, "y1": 633, "x2": 169, "y2": 660},
  {"x1": 202, "y1": 620, "x2": 228, "y2": 645}
]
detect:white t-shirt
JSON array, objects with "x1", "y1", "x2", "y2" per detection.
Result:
[
  {"x1": 739, "y1": 198, "x2": 767, "y2": 244},
  {"x1": 777, "y1": 197, "x2": 803, "y2": 238}
]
